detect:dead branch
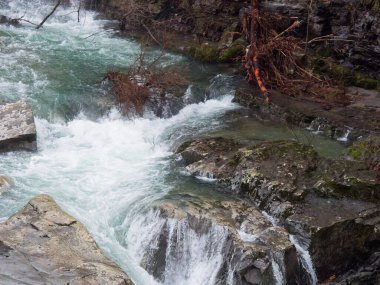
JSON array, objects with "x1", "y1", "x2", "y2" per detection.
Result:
[
  {"x1": 141, "y1": 22, "x2": 162, "y2": 47},
  {"x1": 77, "y1": 0, "x2": 81, "y2": 23},
  {"x1": 104, "y1": 49, "x2": 188, "y2": 116},
  {"x1": 18, "y1": 18, "x2": 38, "y2": 26},
  {"x1": 36, "y1": 0, "x2": 62, "y2": 29}
]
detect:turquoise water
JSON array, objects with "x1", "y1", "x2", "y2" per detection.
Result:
[{"x1": 0, "y1": 1, "x2": 346, "y2": 284}]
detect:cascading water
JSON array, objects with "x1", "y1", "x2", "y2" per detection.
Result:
[
  {"x1": 0, "y1": 1, "x2": 246, "y2": 283},
  {"x1": 289, "y1": 235, "x2": 318, "y2": 285},
  {"x1": 0, "y1": 1, "x2": 343, "y2": 284},
  {"x1": 126, "y1": 209, "x2": 229, "y2": 285}
]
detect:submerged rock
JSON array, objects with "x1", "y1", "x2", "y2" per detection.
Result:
[
  {"x1": 0, "y1": 194, "x2": 133, "y2": 285},
  {"x1": 0, "y1": 101, "x2": 37, "y2": 152},
  {"x1": 177, "y1": 138, "x2": 380, "y2": 283}
]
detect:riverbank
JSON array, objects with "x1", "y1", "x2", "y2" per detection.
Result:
[
  {"x1": 85, "y1": 0, "x2": 380, "y2": 140},
  {"x1": 0, "y1": 1, "x2": 379, "y2": 284}
]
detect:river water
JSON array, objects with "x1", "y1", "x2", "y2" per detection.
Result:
[{"x1": 0, "y1": 1, "x2": 344, "y2": 284}]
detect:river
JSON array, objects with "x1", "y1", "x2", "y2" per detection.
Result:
[{"x1": 0, "y1": 1, "x2": 345, "y2": 284}]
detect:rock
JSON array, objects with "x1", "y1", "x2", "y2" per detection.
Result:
[
  {"x1": 0, "y1": 101, "x2": 37, "y2": 152},
  {"x1": 326, "y1": 252, "x2": 380, "y2": 285},
  {"x1": 89, "y1": 0, "x2": 379, "y2": 74},
  {"x1": 0, "y1": 15, "x2": 19, "y2": 26},
  {"x1": 177, "y1": 138, "x2": 380, "y2": 282},
  {"x1": 0, "y1": 176, "x2": 14, "y2": 194},
  {"x1": 234, "y1": 88, "x2": 380, "y2": 142},
  {"x1": 138, "y1": 198, "x2": 302, "y2": 285},
  {"x1": 0, "y1": 194, "x2": 134, "y2": 285},
  {"x1": 286, "y1": 199, "x2": 379, "y2": 281}
]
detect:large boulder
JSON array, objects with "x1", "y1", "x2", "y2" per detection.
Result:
[
  {"x1": 177, "y1": 138, "x2": 380, "y2": 283},
  {"x1": 0, "y1": 194, "x2": 134, "y2": 285},
  {"x1": 0, "y1": 101, "x2": 37, "y2": 152}
]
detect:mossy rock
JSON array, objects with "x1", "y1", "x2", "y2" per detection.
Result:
[
  {"x1": 314, "y1": 176, "x2": 380, "y2": 202},
  {"x1": 219, "y1": 22, "x2": 239, "y2": 47},
  {"x1": 347, "y1": 137, "x2": 380, "y2": 164},
  {"x1": 186, "y1": 44, "x2": 219, "y2": 63},
  {"x1": 347, "y1": 143, "x2": 367, "y2": 160},
  {"x1": 354, "y1": 74, "x2": 380, "y2": 90},
  {"x1": 246, "y1": 140, "x2": 318, "y2": 160},
  {"x1": 311, "y1": 58, "x2": 380, "y2": 90},
  {"x1": 219, "y1": 39, "x2": 246, "y2": 63}
]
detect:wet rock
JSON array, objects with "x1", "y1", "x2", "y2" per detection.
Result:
[
  {"x1": 0, "y1": 194, "x2": 133, "y2": 285},
  {"x1": 139, "y1": 198, "x2": 302, "y2": 285},
  {"x1": 0, "y1": 176, "x2": 14, "y2": 194},
  {"x1": 0, "y1": 15, "x2": 19, "y2": 26},
  {"x1": 177, "y1": 138, "x2": 380, "y2": 282},
  {"x1": 286, "y1": 198, "x2": 379, "y2": 281},
  {"x1": 0, "y1": 101, "x2": 37, "y2": 152},
  {"x1": 347, "y1": 135, "x2": 380, "y2": 179},
  {"x1": 326, "y1": 251, "x2": 380, "y2": 285},
  {"x1": 91, "y1": 0, "x2": 379, "y2": 73},
  {"x1": 234, "y1": 88, "x2": 380, "y2": 142}
]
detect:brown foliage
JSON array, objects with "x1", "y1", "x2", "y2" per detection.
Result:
[
  {"x1": 105, "y1": 51, "x2": 187, "y2": 116},
  {"x1": 105, "y1": 70, "x2": 150, "y2": 116}
]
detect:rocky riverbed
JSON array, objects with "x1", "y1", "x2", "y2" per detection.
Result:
[
  {"x1": 177, "y1": 137, "x2": 380, "y2": 284},
  {"x1": 0, "y1": 0, "x2": 379, "y2": 284}
]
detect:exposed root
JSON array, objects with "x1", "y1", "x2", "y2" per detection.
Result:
[{"x1": 242, "y1": 0, "x2": 350, "y2": 106}]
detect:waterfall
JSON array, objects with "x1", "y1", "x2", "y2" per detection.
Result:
[
  {"x1": 126, "y1": 209, "x2": 230, "y2": 285},
  {"x1": 337, "y1": 128, "x2": 352, "y2": 142},
  {"x1": 312, "y1": 125, "x2": 322, "y2": 135},
  {"x1": 289, "y1": 235, "x2": 318, "y2": 285},
  {"x1": 262, "y1": 211, "x2": 318, "y2": 285},
  {"x1": 271, "y1": 254, "x2": 285, "y2": 285},
  {"x1": 0, "y1": 1, "x2": 334, "y2": 284}
]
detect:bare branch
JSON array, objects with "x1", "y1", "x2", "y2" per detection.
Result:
[{"x1": 36, "y1": 0, "x2": 62, "y2": 29}]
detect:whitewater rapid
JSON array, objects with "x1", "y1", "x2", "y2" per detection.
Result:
[
  {"x1": 0, "y1": 1, "x2": 246, "y2": 283},
  {"x1": 0, "y1": 1, "x2": 343, "y2": 284}
]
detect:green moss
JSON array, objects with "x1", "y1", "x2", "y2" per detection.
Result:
[
  {"x1": 219, "y1": 39, "x2": 246, "y2": 63},
  {"x1": 347, "y1": 142, "x2": 367, "y2": 160},
  {"x1": 188, "y1": 44, "x2": 219, "y2": 63},
  {"x1": 220, "y1": 23, "x2": 238, "y2": 44},
  {"x1": 354, "y1": 73, "x2": 380, "y2": 89},
  {"x1": 311, "y1": 58, "x2": 380, "y2": 90}
]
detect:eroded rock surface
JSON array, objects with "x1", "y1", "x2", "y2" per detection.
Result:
[
  {"x1": 0, "y1": 101, "x2": 37, "y2": 152},
  {"x1": 0, "y1": 194, "x2": 133, "y2": 285},
  {"x1": 137, "y1": 198, "x2": 305, "y2": 285},
  {"x1": 177, "y1": 138, "x2": 380, "y2": 283}
]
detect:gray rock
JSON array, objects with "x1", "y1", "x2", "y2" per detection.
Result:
[
  {"x1": 0, "y1": 101, "x2": 37, "y2": 152},
  {"x1": 0, "y1": 194, "x2": 134, "y2": 285},
  {"x1": 140, "y1": 198, "x2": 302, "y2": 285},
  {"x1": 178, "y1": 138, "x2": 380, "y2": 282},
  {"x1": 0, "y1": 176, "x2": 14, "y2": 194}
]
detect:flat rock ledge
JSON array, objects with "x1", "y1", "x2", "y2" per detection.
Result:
[
  {"x1": 0, "y1": 101, "x2": 37, "y2": 152},
  {"x1": 0, "y1": 194, "x2": 134, "y2": 285}
]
